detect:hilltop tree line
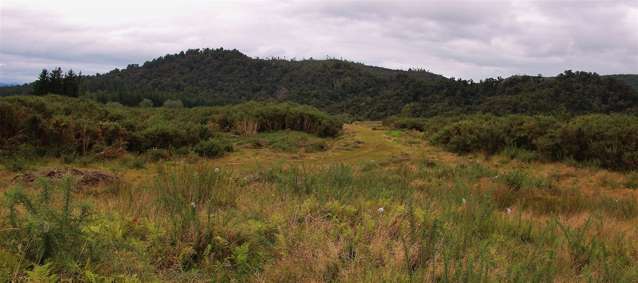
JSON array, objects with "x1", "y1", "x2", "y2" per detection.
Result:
[
  {"x1": 1, "y1": 48, "x2": 638, "y2": 119},
  {"x1": 32, "y1": 68, "x2": 82, "y2": 97}
]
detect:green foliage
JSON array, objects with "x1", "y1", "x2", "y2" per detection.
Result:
[
  {"x1": 13, "y1": 49, "x2": 626, "y2": 119},
  {"x1": 76, "y1": 48, "x2": 444, "y2": 119},
  {"x1": 1, "y1": 155, "x2": 637, "y2": 281},
  {"x1": 33, "y1": 67, "x2": 81, "y2": 97},
  {"x1": 218, "y1": 101, "x2": 343, "y2": 137},
  {"x1": 626, "y1": 172, "x2": 638, "y2": 189},
  {"x1": 2, "y1": 157, "x2": 30, "y2": 172},
  {"x1": 607, "y1": 74, "x2": 638, "y2": 92},
  {"x1": 392, "y1": 114, "x2": 638, "y2": 170},
  {"x1": 536, "y1": 115, "x2": 638, "y2": 170},
  {"x1": 0, "y1": 95, "x2": 342, "y2": 158},
  {"x1": 138, "y1": 98, "x2": 153, "y2": 108},
  {"x1": 243, "y1": 131, "x2": 329, "y2": 152},
  {"x1": 500, "y1": 170, "x2": 551, "y2": 191},
  {"x1": 162, "y1": 99, "x2": 183, "y2": 108},
  {"x1": 2, "y1": 179, "x2": 96, "y2": 273},
  {"x1": 430, "y1": 115, "x2": 559, "y2": 154},
  {"x1": 194, "y1": 138, "x2": 233, "y2": 158},
  {"x1": 3, "y1": 50, "x2": 638, "y2": 118},
  {"x1": 501, "y1": 146, "x2": 539, "y2": 163},
  {"x1": 26, "y1": 263, "x2": 57, "y2": 282}
]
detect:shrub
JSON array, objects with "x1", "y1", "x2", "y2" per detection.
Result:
[
  {"x1": 194, "y1": 139, "x2": 234, "y2": 158},
  {"x1": 501, "y1": 147, "x2": 539, "y2": 163},
  {"x1": 218, "y1": 102, "x2": 343, "y2": 137},
  {"x1": 404, "y1": 113, "x2": 638, "y2": 170},
  {"x1": 138, "y1": 122, "x2": 201, "y2": 150},
  {"x1": 626, "y1": 172, "x2": 638, "y2": 189},
  {"x1": 163, "y1": 99, "x2": 184, "y2": 108},
  {"x1": 138, "y1": 98, "x2": 154, "y2": 108},
  {"x1": 0, "y1": 96, "x2": 342, "y2": 159},
  {"x1": 3, "y1": 157, "x2": 29, "y2": 172},
  {"x1": 502, "y1": 170, "x2": 528, "y2": 191},
  {"x1": 536, "y1": 115, "x2": 638, "y2": 170},
  {"x1": 2, "y1": 179, "x2": 97, "y2": 270}
]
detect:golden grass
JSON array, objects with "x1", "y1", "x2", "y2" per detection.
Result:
[{"x1": 1, "y1": 122, "x2": 637, "y2": 281}]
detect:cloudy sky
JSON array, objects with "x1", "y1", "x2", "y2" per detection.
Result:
[{"x1": 1, "y1": 0, "x2": 637, "y2": 83}]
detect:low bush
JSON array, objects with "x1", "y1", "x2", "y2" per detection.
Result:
[
  {"x1": 194, "y1": 139, "x2": 234, "y2": 158},
  {"x1": 0, "y1": 96, "x2": 343, "y2": 159},
  {"x1": 535, "y1": 115, "x2": 638, "y2": 170},
  {"x1": 217, "y1": 102, "x2": 343, "y2": 137},
  {"x1": 2, "y1": 179, "x2": 99, "y2": 274},
  {"x1": 430, "y1": 115, "x2": 558, "y2": 154},
  {"x1": 390, "y1": 113, "x2": 638, "y2": 170}
]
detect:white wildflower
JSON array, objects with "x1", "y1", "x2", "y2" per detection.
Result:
[
  {"x1": 506, "y1": 207, "x2": 512, "y2": 214},
  {"x1": 214, "y1": 167, "x2": 220, "y2": 173},
  {"x1": 191, "y1": 202, "x2": 197, "y2": 208},
  {"x1": 462, "y1": 198, "x2": 466, "y2": 204},
  {"x1": 377, "y1": 207, "x2": 384, "y2": 213}
]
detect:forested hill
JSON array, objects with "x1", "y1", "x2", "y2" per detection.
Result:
[
  {"x1": 80, "y1": 48, "x2": 447, "y2": 119},
  {"x1": 2, "y1": 48, "x2": 638, "y2": 118},
  {"x1": 607, "y1": 75, "x2": 638, "y2": 92}
]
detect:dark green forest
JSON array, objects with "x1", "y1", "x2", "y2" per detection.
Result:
[
  {"x1": 2, "y1": 48, "x2": 637, "y2": 119},
  {"x1": 608, "y1": 74, "x2": 638, "y2": 92}
]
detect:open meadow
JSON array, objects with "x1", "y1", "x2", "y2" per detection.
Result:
[{"x1": 1, "y1": 97, "x2": 637, "y2": 281}]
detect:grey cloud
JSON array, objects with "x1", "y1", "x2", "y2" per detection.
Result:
[{"x1": 1, "y1": 0, "x2": 637, "y2": 83}]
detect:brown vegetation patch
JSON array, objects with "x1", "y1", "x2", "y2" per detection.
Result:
[{"x1": 12, "y1": 167, "x2": 119, "y2": 188}]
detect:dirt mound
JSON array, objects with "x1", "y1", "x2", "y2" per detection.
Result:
[{"x1": 12, "y1": 168, "x2": 119, "y2": 188}]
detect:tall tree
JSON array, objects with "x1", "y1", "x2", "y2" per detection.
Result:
[
  {"x1": 49, "y1": 67, "x2": 64, "y2": 94},
  {"x1": 63, "y1": 69, "x2": 80, "y2": 97},
  {"x1": 33, "y1": 69, "x2": 49, "y2": 95}
]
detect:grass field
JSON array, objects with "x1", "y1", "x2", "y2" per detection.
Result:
[{"x1": 1, "y1": 122, "x2": 637, "y2": 282}]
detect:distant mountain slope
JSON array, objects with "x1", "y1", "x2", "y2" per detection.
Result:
[
  {"x1": 2, "y1": 48, "x2": 638, "y2": 118},
  {"x1": 606, "y1": 74, "x2": 638, "y2": 91},
  {"x1": 402, "y1": 71, "x2": 638, "y2": 117},
  {"x1": 79, "y1": 48, "x2": 446, "y2": 118}
]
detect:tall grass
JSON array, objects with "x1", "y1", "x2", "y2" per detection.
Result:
[{"x1": 2, "y1": 160, "x2": 637, "y2": 281}]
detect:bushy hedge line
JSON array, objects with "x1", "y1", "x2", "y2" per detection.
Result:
[
  {"x1": 387, "y1": 114, "x2": 638, "y2": 170},
  {"x1": 537, "y1": 115, "x2": 638, "y2": 169},
  {"x1": 383, "y1": 115, "x2": 465, "y2": 135},
  {"x1": 431, "y1": 115, "x2": 559, "y2": 154},
  {"x1": 0, "y1": 95, "x2": 342, "y2": 158},
  {"x1": 216, "y1": 102, "x2": 343, "y2": 137}
]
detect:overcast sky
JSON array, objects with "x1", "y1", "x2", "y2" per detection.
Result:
[{"x1": 1, "y1": 0, "x2": 637, "y2": 83}]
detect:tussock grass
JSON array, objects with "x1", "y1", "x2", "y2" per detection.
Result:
[{"x1": 1, "y1": 122, "x2": 638, "y2": 281}]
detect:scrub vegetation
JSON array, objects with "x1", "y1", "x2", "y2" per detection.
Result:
[
  {"x1": 1, "y1": 116, "x2": 637, "y2": 281},
  {"x1": 1, "y1": 49, "x2": 638, "y2": 281}
]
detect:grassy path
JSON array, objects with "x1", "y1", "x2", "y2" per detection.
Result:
[{"x1": 212, "y1": 121, "x2": 425, "y2": 170}]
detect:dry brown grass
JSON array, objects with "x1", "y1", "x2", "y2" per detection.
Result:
[{"x1": 1, "y1": 122, "x2": 637, "y2": 281}]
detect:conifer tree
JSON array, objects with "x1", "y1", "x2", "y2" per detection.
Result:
[{"x1": 33, "y1": 69, "x2": 49, "y2": 95}]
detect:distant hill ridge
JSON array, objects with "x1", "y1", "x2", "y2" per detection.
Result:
[
  {"x1": 607, "y1": 74, "x2": 638, "y2": 91},
  {"x1": 2, "y1": 48, "x2": 638, "y2": 118}
]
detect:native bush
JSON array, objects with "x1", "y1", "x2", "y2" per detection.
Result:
[
  {"x1": 218, "y1": 102, "x2": 342, "y2": 137},
  {"x1": 0, "y1": 95, "x2": 343, "y2": 158},
  {"x1": 396, "y1": 113, "x2": 638, "y2": 170},
  {"x1": 194, "y1": 138, "x2": 234, "y2": 158},
  {"x1": 536, "y1": 115, "x2": 638, "y2": 170},
  {"x1": 1, "y1": 179, "x2": 98, "y2": 273}
]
